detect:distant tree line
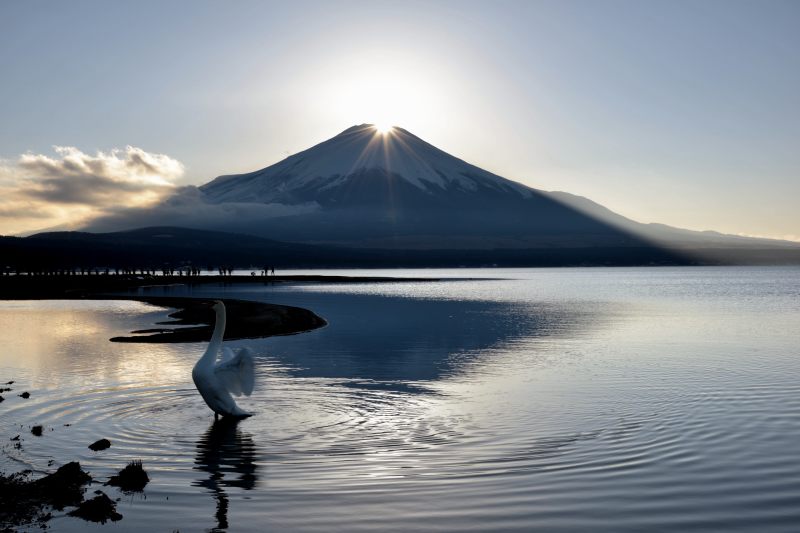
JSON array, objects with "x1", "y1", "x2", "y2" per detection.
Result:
[{"x1": 0, "y1": 265, "x2": 278, "y2": 277}]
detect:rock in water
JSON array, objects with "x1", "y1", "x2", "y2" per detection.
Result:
[
  {"x1": 31, "y1": 425, "x2": 43, "y2": 436},
  {"x1": 0, "y1": 461, "x2": 92, "y2": 528},
  {"x1": 40, "y1": 462, "x2": 93, "y2": 509},
  {"x1": 88, "y1": 438, "x2": 111, "y2": 451},
  {"x1": 68, "y1": 491, "x2": 122, "y2": 523},
  {"x1": 107, "y1": 460, "x2": 149, "y2": 491}
]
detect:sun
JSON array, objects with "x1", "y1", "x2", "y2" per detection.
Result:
[
  {"x1": 373, "y1": 123, "x2": 394, "y2": 134},
  {"x1": 296, "y1": 49, "x2": 456, "y2": 143}
]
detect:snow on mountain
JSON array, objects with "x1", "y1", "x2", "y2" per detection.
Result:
[
  {"x1": 194, "y1": 124, "x2": 659, "y2": 248},
  {"x1": 200, "y1": 124, "x2": 533, "y2": 204}
]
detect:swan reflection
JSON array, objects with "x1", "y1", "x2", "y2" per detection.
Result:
[{"x1": 194, "y1": 418, "x2": 258, "y2": 531}]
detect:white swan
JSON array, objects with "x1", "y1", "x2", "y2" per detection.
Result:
[{"x1": 192, "y1": 300, "x2": 255, "y2": 418}]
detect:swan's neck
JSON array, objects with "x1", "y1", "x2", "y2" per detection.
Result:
[{"x1": 198, "y1": 305, "x2": 226, "y2": 368}]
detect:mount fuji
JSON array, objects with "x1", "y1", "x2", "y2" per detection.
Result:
[
  {"x1": 198, "y1": 124, "x2": 652, "y2": 249},
  {"x1": 76, "y1": 124, "x2": 798, "y2": 265},
  {"x1": 202, "y1": 124, "x2": 534, "y2": 204}
]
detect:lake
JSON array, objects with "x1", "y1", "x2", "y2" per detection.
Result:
[{"x1": 1, "y1": 267, "x2": 799, "y2": 532}]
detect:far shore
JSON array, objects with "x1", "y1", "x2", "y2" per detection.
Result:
[{"x1": 0, "y1": 273, "x2": 442, "y2": 300}]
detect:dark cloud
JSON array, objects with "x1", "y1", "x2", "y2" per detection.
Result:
[{"x1": 25, "y1": 174, "x2": 155, "y2": 204}]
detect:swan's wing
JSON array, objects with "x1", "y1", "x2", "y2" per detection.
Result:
[
  {"x1": 221, "y1": 347, "x2": 235, "y2": 362},
  {"x1": 214, "y1": 347, "x2": 255, "y2": 397}
]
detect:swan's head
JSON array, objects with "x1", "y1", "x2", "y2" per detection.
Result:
[{"x1": 212, "y1": 300, "x2": 225, "y2": 313}]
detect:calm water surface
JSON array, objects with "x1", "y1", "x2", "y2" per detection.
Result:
[{"x1": 1, "y1": 267, "x2": 799, "y2": 531}]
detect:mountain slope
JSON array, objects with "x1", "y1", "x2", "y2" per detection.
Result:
[
  {"x1": 10, "y1": 227, "x2": 333, "y2": 268},
  {"x1": 10, "y1": 225, "x2": 799, "y2": 271},
  {"x1": 1, "y1": 226, "x2": 694, "y2": 270},
  {"x1": 201, "y1": 124, "x2": 533, "y2": 203},
  {"x1": 199, "y1": 124, "x2": 657, "y2": 248}
]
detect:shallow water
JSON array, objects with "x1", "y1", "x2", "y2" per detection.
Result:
[{"x1": 1, "y1": 267, "x2": 799, "y2": 531}]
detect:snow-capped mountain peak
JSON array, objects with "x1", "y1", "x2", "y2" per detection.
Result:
[{"x1": 200, "y1": 124, "x2": 532, "y2": 204}]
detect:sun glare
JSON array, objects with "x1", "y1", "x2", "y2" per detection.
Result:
[
  {"x1": 304, "y1": 54, "x2": 450, "y2": 139},
  {"x1": 373, "y1": 123, "x2": 394, "y2": 134}
]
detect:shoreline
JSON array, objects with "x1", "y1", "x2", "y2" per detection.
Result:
[
  {"x1": 109, "y1": 296, "x2": 327, "y2": 343},
  {"x1": 0, "y1": 273, "x2": 443, "y2": 300},
  {"x1": 0, "y1": 275, "x2": 439, "y2": 344}
]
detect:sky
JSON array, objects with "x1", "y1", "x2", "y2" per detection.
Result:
[{"x1": 0, "y1": 0, "x2": 798, "y2": 239}]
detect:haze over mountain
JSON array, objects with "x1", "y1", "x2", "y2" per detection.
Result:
[{"x1": 81, "y1": 124, "x2": 798, "y2": 263}]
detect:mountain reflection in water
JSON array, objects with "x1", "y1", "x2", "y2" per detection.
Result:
[{"x1": 175, "y1": 287, "x2": 608, "y2": 384}]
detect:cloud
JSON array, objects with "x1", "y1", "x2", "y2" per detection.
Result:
[
  {"x1": 17, "y1": 146, "x2": 182, "y2": 205},
  {"x1": 1, "y1": 144, "x2": 319, "y2": 236},
  {"x1": 86, "y1": 186, "x2": 320, "y2": 233},
  {"x1": 0, "y1": 146, "x2": 184, "y2": 234}
]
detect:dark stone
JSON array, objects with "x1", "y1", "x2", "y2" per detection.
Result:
[
  {"x1": 0, "y1": 461, "x2": 92, "y2": 528},
  {"x1": 31, "y1": 425, "x2": 43, "y2": 436},
  {"x1": 107, "y1": 460, "x2": 149, "y2": 492},
  {"x1": 67, "y1": 491, "x2": 122, "y2": 523},
  {"x1": 19, "y1": 391, "x2": 30, "y2": 399},
  {"x1": 88, "y1": 438, "x2": 111, "y2": 451},
  {"x1": 41, "y1": 462, "x2": 92, "y2": 509}
]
